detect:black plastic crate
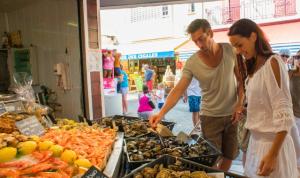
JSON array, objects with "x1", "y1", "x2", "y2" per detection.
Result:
[
  {"x1": 124, "y1": 137, "x2": 163, "y2": 171},
  {"x1": 157, "y1": 136, "x2": 221, "y2": 167},
  {"x1": 97, "y1": 115, "x2": 175, "y2": 132},
  {"x1": 124, "y1": 136, "x2": 221, "y2": 171},
  {"x1": 113, "y1": 115, "x2": 176, "y2": 131},
  {"x1": 123, "y1": 155, "x2": 248, "y2": 178},
  {"x1": 95, "y1": 115, "x2": 140, "y2": 132},
  {"x1": 160, "y1": 120, "x2": 176, "y2": 131},
  {"x1": 188, "y1": 136, "x2": 222, "y2": 166}
]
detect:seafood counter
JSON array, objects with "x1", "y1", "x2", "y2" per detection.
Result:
[
  {"x1": 0, "y1": 114, "x2": 120, "y2": 178},
  {"x1": 0, "y1": 112, "x2": 247, "y2": 178}
]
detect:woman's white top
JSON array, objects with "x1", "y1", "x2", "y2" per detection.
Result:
[{"x1": 245, "y1": 55, "x2": 295, "y2": 133}]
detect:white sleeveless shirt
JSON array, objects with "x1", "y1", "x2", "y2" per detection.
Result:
[{"x1": 245, "y1": 55, "x2": 294, "y2": 132}]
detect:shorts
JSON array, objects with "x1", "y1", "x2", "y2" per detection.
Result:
[
  {"x1": 138, "y1": 111, "x2": 153, "y2": 120},
  {"x1": 114, "y1": 67, "x2": 121, "y2": 76},
  {"x1": 120, "y1": 87, "x2": 128, "y2": 95},
  {"x1": 188, "y1": 96, "x2": 201, "y2": 112},
  {"x1": 200, "y1": 115, "x2": 239, "y2": 160},
  {"x1": 146, "y1": 80, "x2": 153, "y2": 91},
  {"x1": 158, "y1": 103, "x2": 164, "y2": 109}
]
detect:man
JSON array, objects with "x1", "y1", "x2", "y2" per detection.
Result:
[
  {"x1": 280, "y1": 49, "x2": 300, "y2": 170},
  {"x1": 114, "y1": 50, "x2": 122, "y2": 93},
  {"x1": 149, "y1": 19, "x2": 244, "y2": 171},
  {"x1": 143, "y1": 64, "x2": 154, "y2": 91},
  {"x1": 183, "y1": 77, "x2": 202, "y2": 130}
]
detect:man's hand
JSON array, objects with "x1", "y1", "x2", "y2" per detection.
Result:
[
  {"x1": 257, "y1": 152, "x2": 277, "y2": 176},
  {"x1": 231, "y1": 104, "x2": 244, "y2": 125},
  {"x1": 149, "y1": 113, "x2": 163, "y2": 128},
  {"x1": 183, "y1": 96, "x2": 188, "y2": 103}
]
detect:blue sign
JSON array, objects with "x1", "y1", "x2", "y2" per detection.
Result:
[{"x1": 121, "y1": 51, "x2": 174, "y2": 60}]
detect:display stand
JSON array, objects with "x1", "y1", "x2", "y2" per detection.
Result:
[
  {"x1": 103, "y1": 132, "x2": 124, "y2": 178},
  {"x1": 104, "y1": 93, "x2": 122, "y2": 116}
]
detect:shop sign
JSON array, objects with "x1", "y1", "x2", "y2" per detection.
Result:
[
  {"x1": 82, "y1": 166, "x2": 108, "y2": 178},
  {"x1": 121, "y1": 51, "x2": 174, "y2": 60},
  {"x1": 15, "y1": 116, "x2": 45, "y2": 136},
  {"x1": 0, "y1": 102, "x2": 6, "y2": 116}
]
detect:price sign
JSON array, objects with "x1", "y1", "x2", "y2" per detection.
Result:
[
  {"x1": 82, "y1": 166, "x2": 108, "y2": 178},
  {"x1": 5, "y1": 101, "x2": 25, "y2": 113},
  {"x1": 0, "y1": 102, "x2": 7, "y2": 116},
  {"x1": 15, "y1": 116, "x2": 45, "y2": 136}
]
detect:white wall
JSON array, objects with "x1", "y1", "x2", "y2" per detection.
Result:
[{"x1": 6, "y1": 0, "x2": 83, "y2": 119}]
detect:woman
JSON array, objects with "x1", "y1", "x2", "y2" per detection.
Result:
[
  {"x1": 119, "y1": 65, "x2": 129, "y2": 114},
  {"x1": 137, "y1": 85, "x2": 154, "y2": 120},
  {"x1": 228, "y1": 19, "x2": 298, "y2": 177},
  {"x1": 103, "y1": 50, "x2": 114, "y2": 78}
]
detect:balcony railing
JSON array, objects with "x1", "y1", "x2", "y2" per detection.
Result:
[{"x1": 211, "y1": 0, "x2": 297, "y2": 25}]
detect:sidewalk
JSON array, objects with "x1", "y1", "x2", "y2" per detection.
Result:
[{"x1": 125, "y1": 92, "x2": 244, "y2": 175}]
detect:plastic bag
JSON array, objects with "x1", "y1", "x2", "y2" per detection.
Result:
[{"x1": 12, "y1": 72, "x2": 35, "y2": 106}]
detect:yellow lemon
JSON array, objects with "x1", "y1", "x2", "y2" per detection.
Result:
[
  {"x1": 18, "y1": 141, "x2": 37, "y2": 155},
  {"x1": 30, "y1": 135, "x2": 40, "y2": 142},
  {"x1": 78, "y1": 166, "x2": 89, "y2": 174},
  {"x1": 0, "y1": 147, "x2": 17, "y2": 162},
  {"x1": 38, "y1": 141, "x2": 54, "y2": 151},
  {"x1": 74, "y1": 158, "x2": 92, "y2": 168},
  {"x1": 49, "y1": 145, "x2": 64, "y2": 157},
  {"x1": 60, "y1": 150, "x2": 77, "y2": 164}
]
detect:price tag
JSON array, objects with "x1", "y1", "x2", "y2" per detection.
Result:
[
  {"x1": 0, "y1": 102, "x2": 7, "y2": 116},
  {"x1": 15, "y1": 116, "x2": 45, "y2": 136},
  {"x1": 41, "y1": 116, "x2": 53, "y2": 128},
  {"x1": 82, "y1": 166, "x2": 108, "y2": 178},
  {"x1": 5, "y1": 101, "x2": 25, "y2": 113}
]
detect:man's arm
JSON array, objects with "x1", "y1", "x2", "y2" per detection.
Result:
[
  {"x1": 149, "y1": 77, "x2": 192, "y2": 127},
  {"x1": 232, "y1": 65, "x2": 245, "y2": 124}
]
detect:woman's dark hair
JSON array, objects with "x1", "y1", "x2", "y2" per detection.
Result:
[
  {"x1": 143, "y1": 85, "x2": 149, "y2": 94},
  {"x1": 228, "y1": 18, "x2": 274, "y2": 75}
]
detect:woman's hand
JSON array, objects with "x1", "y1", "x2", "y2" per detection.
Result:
[
  {"x1": 231, "y1": 104, "x2": 244, "y2": 125},
  {"x1": 257, "y1": 152, "x2": 277, "y2": 176}
]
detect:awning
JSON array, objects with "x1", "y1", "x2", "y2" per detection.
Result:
[
  {"x1": 117, "y1": 38, "x2": 186, "y2": 60},
  {"x1": 121, "y1": 51, "x2": 174, "y2": 60},
  {"x1": 175, "y1": 19, "x2": 300, "y2": 60}
]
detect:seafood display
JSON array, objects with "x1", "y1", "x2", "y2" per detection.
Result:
[
  {"x1": 0, "y1": 113, "x2": 28, "y2": 133},
  {"x1": 0, "y1": 117, "x2": 118, "y2": 176},
  {"x1": 126, "y1": 138, "x2": 163, "y2": 161},
  {"x1": 0, "y1": 132, "x2": 30, "y2": 149},
  {"x1": 0, "y1": 132, "x2": 84, "y2": 177},
  {"x1": 98, "y1": 116, "x2": 140, "y2": 131},
  {"x1": 98, "y1": 116, "x2": 175, "y2": 134},
  {"x1": 132, "y1": 160, "x2": 213, "y2": 178},
  {"x1": 124, "y1": 122, "x2": 151, "y2": 138},
  {"x1": 126, "y1": 137, "x2": 218, "y2": 163},
  {"x1": 42, "y1": 126, "x2": 116, "y2": 170},
  {"x1": 0, "y1": 150, "x2": 79, "y2": 177}
]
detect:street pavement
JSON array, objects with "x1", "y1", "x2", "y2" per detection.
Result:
[{"x1": 125, "y1": 92, "x2": 244, "y2": 175}]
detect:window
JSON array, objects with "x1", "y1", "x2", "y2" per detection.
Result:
[
  {"x1": 162, "y1": 6, "x2": 168, "y2": 16},
  {"x1": 130, "y1": 6, "x2": 163, "y2": 23},
  {"x1": 188, "y1": 3, "x2": 195, "y2": 13}
]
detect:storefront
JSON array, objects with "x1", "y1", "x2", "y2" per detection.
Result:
[{"x1": 121, "y1": 51, "x2": 175, "y2": 84}]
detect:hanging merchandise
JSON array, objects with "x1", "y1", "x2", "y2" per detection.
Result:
[{"x1": 53, "y1": 63, "x2": 71, "y2": 91}]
